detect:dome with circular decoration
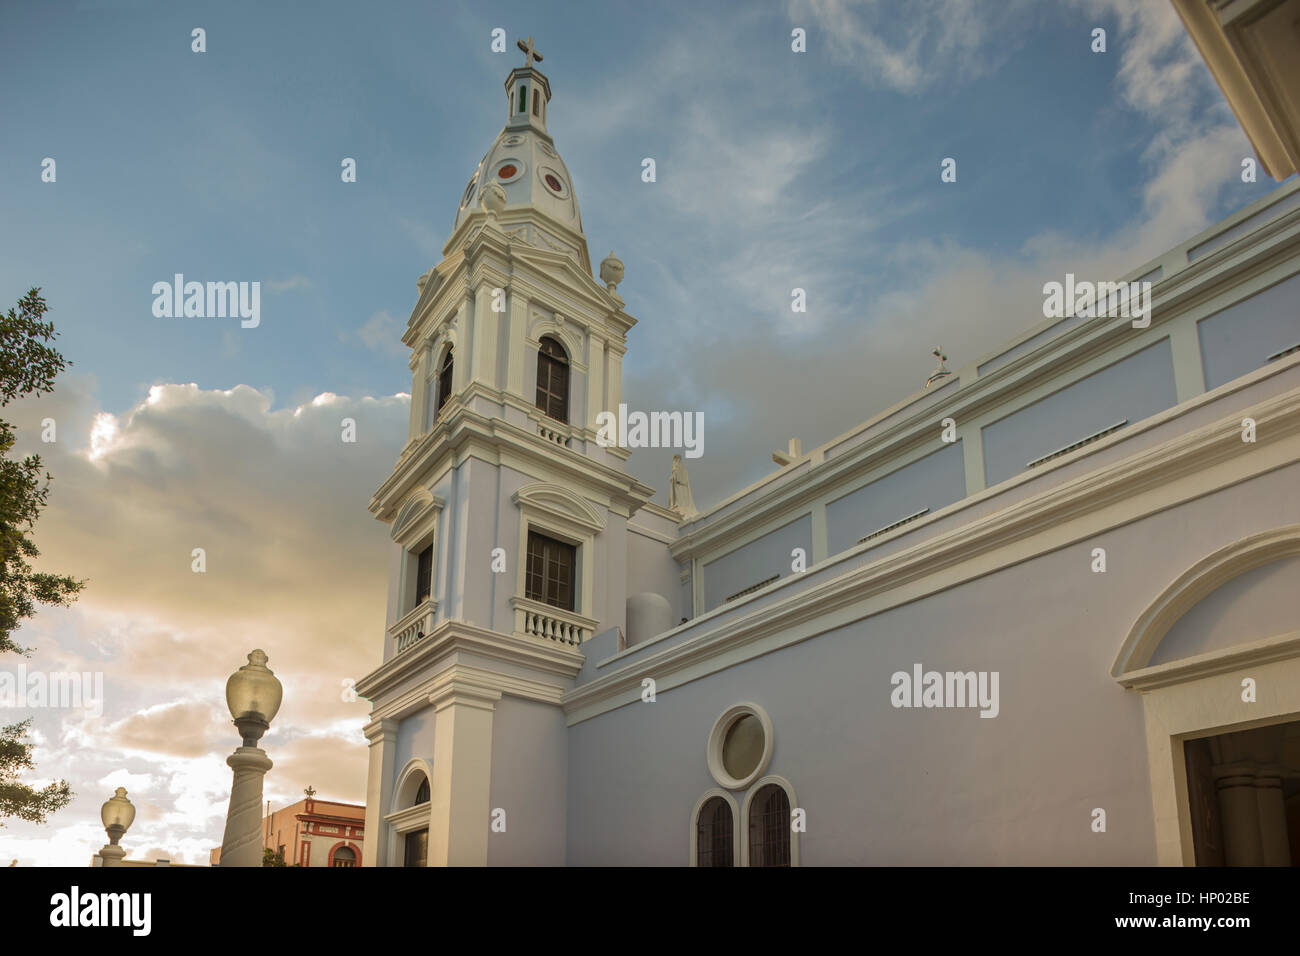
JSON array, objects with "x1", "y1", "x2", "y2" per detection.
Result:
[{"x1": 453, "y1": 41, "x2": 583, "y2": 236}]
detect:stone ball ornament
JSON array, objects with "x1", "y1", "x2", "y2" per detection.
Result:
[{"x1": 599, "y1": 251, "x2": 624, "y2": 292}]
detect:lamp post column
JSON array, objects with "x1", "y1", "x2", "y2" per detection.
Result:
[{"x1": 218, "y1": 649, "x2": 283, "y2": 867}]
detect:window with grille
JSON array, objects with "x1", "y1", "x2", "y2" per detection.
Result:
[
  {"x1": 414, "y1": 777, "x2": 430, "y2": 806},
  {"x1": 696, "y1": 796, "x2": 734, "y2": 867},
  {"x1": 525, "y1": 530, "x2": 576, "y2": 611},
  {"x1": 535, "y1": 336, "x2": 569, "y2": 423},
  {"x1": 748, "y1": 784, "x2": 791, "y2": 867},
  {"x1": 436, "y1": 347, "x2": 454, "y2": 415},
  {"x1": 415, "y1": 544, "x2": 433, "y2": 607}
]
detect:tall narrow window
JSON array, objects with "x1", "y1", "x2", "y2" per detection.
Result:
[
  {"x1": 415, "y1": 544, "x2": 433, "y2": 607},
  {"x1": 532, "y1": 89, "x2": 540, "y2": 116},
  {"x1": 696, "y1": 797, "x2": 734, "y2": 867},
  {"x1": 748, "y1": 784, "x2": 791, "y2": 867},
  {"x1": 518, "y1": 84, "x2": 527, "y2": 114},
  {"x1": 535, "y1": 336, "x2": 569, "y2": 423},
  {"x1": 437, "y1": 347, "x2": 454, "y2": 414},
  {"x1": 525, "y1": 530, "x2": 576, "y2": 611}
]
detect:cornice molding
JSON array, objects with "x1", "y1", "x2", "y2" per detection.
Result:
[
  {"x1": 670, "y1": 349, "x2": 1300, "y2": 562},
  {"x1": 568, "y1": 385, "x2": 1300, "y2": 724},
  {"x1": 369, "y1": 402, "x2": 655, "y2": 522},
  {"x1": 356, "y1": 617, "x2": 584, "y2": 707}
]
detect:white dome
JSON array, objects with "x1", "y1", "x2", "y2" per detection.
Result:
[
  {"x1": 626, "y1": 592, "x2": 673, "y2": 647},
  {"x1": 452, "y1": 72, "x2": 583, "y2": 236}
]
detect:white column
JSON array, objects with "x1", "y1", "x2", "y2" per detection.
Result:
[
  {"x1": 472, "y1": 283, "x2": 500, "y2": 387},
  {"x1": 427, "y1": 676, "x2": 501, "y2": 866},
  {"x1": 1214, "y1": 765, "x2": 1265, "y2": 866},
  {"x1": 1255, "y1": 767, "x2": 1291, "y2": 866},
  {"x1": 586, "y1": 335, "x2": 606, "y2": 429},
  {"x1": 810, "y1": 502, "x2": 828, "y2": 564},
  {"x1": 506, "y1": 293, "x2": 528, "y2": 398},
  {"x1": 362, "y1": 718, "x2": 398, "y2": 867},
  {"x1": 409, "y1": 348, "x2": 428, "y2": 441},
  {"x1": 1169, "y1": 321, "x2": 1206, "y2": 404},
  {"x1": 958, "y1": 424, "x2": 984, "y2": 495},
  {"x1": 219, "y1": 747, "x2": 273, "y2": 867}
]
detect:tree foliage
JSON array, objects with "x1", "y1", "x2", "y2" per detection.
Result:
[{"x1": 0, "y1": 289, "x2": 82, "y2": 826}]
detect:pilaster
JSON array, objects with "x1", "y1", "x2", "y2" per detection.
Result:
[
  {"x1": 427, "y1": 674, "x2": 502, "y2": 866},
  {"x1": 362, "y1": 718, "x2": 399, "y2": 867}
]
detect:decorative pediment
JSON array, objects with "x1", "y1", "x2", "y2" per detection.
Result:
[
  {"x1": 1112, "y1": 524, "x2": 1300, "y2": 681},
  {"x1": 512, "y1": 482, "x2": 605, "y2": 534},
  {"x1": 391, "y1": 489, "x2": 445, "y2": 545}
]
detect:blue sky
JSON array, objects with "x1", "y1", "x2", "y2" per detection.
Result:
[
  {"x1": 1, "y1": 0, "x2": 1278, "y2": 498},
  {"x1": 0, "y1": 0, "x2": 1290, "y2": 864}
]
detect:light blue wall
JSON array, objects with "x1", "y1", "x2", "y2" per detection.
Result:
[
  {"x1": 488, "y1": 697, "x2": 567, "y2": 864},
  {"x1": 565, "y1": 462, "x2": 1300, "y2": 865},
  {"x1": 393, "y1": 707, "x2": 437, "y2": 796},
  {"x1": 626, "y1": 527, "x2": 683, "y2": 624},
  {"x1": 825, "y1": 442, "x2": 966, "y2": 556},
  {"x1": 701, "y1": 514, "x2": 812, "y2": 612},
  {"x1": 981, "y1": 338, "x2": 1177, "y2": 487},
  {"x1": 1198, "y1": 271, "x2": 1300, "y2": 391}
]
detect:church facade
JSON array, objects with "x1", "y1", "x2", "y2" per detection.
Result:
[{"x1": 355, "y1": 45, "x2": 1300, "y2": 866}]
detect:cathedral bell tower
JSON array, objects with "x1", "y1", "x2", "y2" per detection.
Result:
[{"x1": 355, "y1": 39, "x2": 656, "y2": 867}]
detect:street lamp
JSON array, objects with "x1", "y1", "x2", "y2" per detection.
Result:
[
  {"x1": 98, "y1": 787, "x2": 136, "y2": 867},
  {"x1": 218, "y1": 649, "x2": 282, "y2": 867}
]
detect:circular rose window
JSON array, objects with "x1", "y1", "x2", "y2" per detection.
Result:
[
  {"x1": 707, "y1": 703, "x2": 773, "y2": 790},
  {"x1": 539, "y1": 165, "x2": 568, "y2": 198},
  {"x1": 493, "y1": 160, "x2": 524, "y2": 185}
]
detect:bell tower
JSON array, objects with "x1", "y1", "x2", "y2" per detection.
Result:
[{"x1": 356, "y1": 40, "x2": 657, "y2": 867}]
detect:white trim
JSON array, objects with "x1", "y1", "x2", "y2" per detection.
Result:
[
  {"x1": 390, "y1": 758, "x2": 433, "y2": 815},
  {"x1": 1112, "y1": 523, "x2": 1300, "y2": 679},
  {"x1": 688, "y1": 788, "x2": 741, "y2": 867},
  {"x1": 739, "y1": 775, "x2": 800, "y2": 867}
]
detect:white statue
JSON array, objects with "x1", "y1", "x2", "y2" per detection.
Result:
[{"x1": 669, "y1": 455, "x2": 697, "y2": 517}]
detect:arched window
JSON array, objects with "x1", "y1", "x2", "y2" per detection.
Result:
[
  {"x1": 748, "y1": 784, "x2": 791, "y2": 867},
  {"x1": 535, "y1": 336, "x2": 569, "y2": 423},
  {"x1": 437, "y1": 347, "x2": 454, "y2": 415},
  {"x1": 330, "y1": 846, "x2": 357, "y2": 868},
  {"x1": 415, "y1": 777, "x2": 430, "y2": 805},
  {"x1": 696, "y1": 796, "x2": 734, "y2": 867}
]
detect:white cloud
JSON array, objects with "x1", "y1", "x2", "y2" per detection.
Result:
[{"x1": 0, "y1": 380, "x2": 407, "y2": 863}]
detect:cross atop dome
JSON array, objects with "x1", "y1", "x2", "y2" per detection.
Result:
[{"x1": 517, "y1": 36, "x2": 543, "y2": 68}]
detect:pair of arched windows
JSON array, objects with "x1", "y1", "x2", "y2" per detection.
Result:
[
  {"x1": 696, "y1": 784, "x2": 792, "y2": 867},
  {"x1": 429, "y1": 335, "x2": 569, "y2": 425}
]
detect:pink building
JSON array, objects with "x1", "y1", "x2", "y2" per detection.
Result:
[{"x1": 210, "y1": 796, "x2": 364, "y2": 867}]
